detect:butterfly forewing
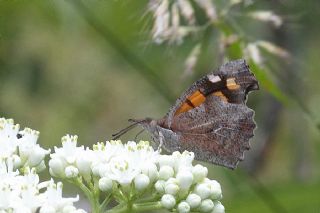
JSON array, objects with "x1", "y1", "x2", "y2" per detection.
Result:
[{"x1": 168, "y1": 59, "x2": 258, "y2": 125}]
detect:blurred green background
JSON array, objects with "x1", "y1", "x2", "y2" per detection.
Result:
[{"x1": 0, "y1": 0, "x2": 320, "y2": 212}]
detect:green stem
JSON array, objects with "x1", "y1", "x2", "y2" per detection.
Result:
[
  {"x1": 100, "y1": 193, "x2": 112, "y2": 211},
  {"x1": 105, "y1": 203, "x2": 128, "y2": 213},
  {"x1": 132, "y1": 202, "x2": 162, "y2": 212},
  {"x1": 72, "y1": 177, "x2": 100, "y2": 213}
]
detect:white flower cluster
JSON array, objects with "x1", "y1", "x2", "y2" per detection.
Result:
[
  {"x1": 0, "y1": 118, "x2": 50, "y2": 172},
  {"x1": 156, "y1": 152, "x2": 224, "y2": 213},
  {"x1": 0, "y1": 118, "x2": 86, "y2": 213},
  {"x1": 49, "y1": 136, "x2": 224, "y2": 213}
]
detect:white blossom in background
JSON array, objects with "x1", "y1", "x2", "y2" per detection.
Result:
[
  {"x1": 148, "y1": 0, "x2": 217, "y2": 44},
  {"x1": 145, "y1": 0, "x2": 288, "y2": 77},
  {"x1": 248, "y1": 11, "x2": 283, "y2": 28}
]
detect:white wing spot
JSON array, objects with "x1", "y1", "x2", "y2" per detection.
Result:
[{"x1": 208, "y1": 74, "x2": 221, "y2": 83}]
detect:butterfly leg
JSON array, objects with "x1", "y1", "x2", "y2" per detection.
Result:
[{"x1": 157, "y1": 131, "x2": 165, "y2": 153}]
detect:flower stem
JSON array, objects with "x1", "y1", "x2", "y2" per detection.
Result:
[
  {"x1": 72, "y1": 177, "x2": 100, "y2": 213},
  {"x1": 132, "y1": 201, "x2": 162, "y2": 212}
]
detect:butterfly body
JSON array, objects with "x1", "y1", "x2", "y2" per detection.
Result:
[{"x1": 113, "y1": 59, "x2": 259, "y2": 169}]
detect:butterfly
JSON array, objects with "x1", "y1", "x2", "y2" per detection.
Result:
[{"x1": 112, "y1": 59, "x2": 259, "y2": 169}]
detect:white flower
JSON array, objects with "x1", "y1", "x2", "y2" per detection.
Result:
[
  {"x1": 172, "y1": 151, "x2": 194, "y2": 172},
  {"x1": 52, "y1": 135, "x2": 82, "y2": 165},
  {"x1": 165, "y1": 178, "x2": 180, "y2": 195},
  {"x1": 106, "y1": 154, "x2": 139, "y2": 186},
  {"x1": 75, "y1": 148, "x2": 93, "y2": 178},
  {"x1": 186, "y1": 193, "x2": 201, "y2": 209},
  {"x1": 65, "y1": 166, "x2": 79, "y2": 178},
  {"x1": 204, "y1": 180, "x2": 221, "y2": 200},
  {"x1": 192, "y1": 164, "x2": 208, "y2": 183},
  {"x1": 155, "y1": 180, "x2": 166, "y2": 194},
  {"x1": 49, "y1": 158, "x2": 65, "y2": 177},
  {"x1": 176, "y1": 170, "x2": 193, "y2": 190},
  {"x1": 200, "y1": 199, "x2": 214, "y2": 212},
  {"x1": 134, "y1": 174, "x2": 150, "y2": 191},
  {"x1": 177, "y1": 201, "x2": 190, "y2": 213},
  {"x1": 0, "y1": 118, "x2": 19, "y2": 158},
  {"x1": 99, "y1": 177, "x2": 113, "y2": 192},
  {"x1": 159, "y1": 165, "x2": 174, "y2": 180},
  {"x1": 141, "y1": 163, "x2": 158, "y2": 182},
  {"x1": 161, "y1": 194, "x2": 176, "y2": 209},
  {"x1": 49, "y1": 135, "x2": 84, "y2": 178},
  {"x1": 194, "y1": 183, "x2": 212, "y2": 199},
  {"x1": 40, "y1": 181, "x2": 79, "y2": 212},
  {"x1": 158, "y1": 155, "x2": 175, "y2": 168},
  {"x1": 212, "y1": 201, "x2": 225, "y2": 213}
]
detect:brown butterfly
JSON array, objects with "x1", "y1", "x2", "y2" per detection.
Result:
[{"x1": 112, "y1": 59, "x2": 259, "y2": 169}]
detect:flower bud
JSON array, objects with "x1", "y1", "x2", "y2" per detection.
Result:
[
  {"x1": 27, "y1": 146, "x2": 49, "y2": 167},
  {"x1": 159, "y1": 165, "x2": 174, "y2": 180},
  {"x1": 98, "y1": 164, "x2": 108, "y2": 178},
  {"x1": 155, "y1": 180, "x2": 166, "y2": 194},
  {"x1": 199, "y1": 199, "x2": 214, "y2": 212},
  {"x1": 49, "y1": 158, "x2": 65, "y2": 177},
  {"x1": 186, "y1": 193, "x2": 201, "y2": 209},
  {"x1": 165, "y1": 178, "x2": 179, "y2": 195},
  {"x1": 176, "y1": 170, "x2": 193, "y2": 190},
  {"x1": 141, "y1": 163, "x2": 158, "y2": 182},
  {"x1": 76, "y1": 155, "x2": 92, "y2": 178},
  {"x1": 158, "y1": 155, "x2": 175, "y2": 168},
  {"x1": 99, "y1": 177, "x2": 113, "y2": 192},
  {"x1": 208, "y1": 180, "x2": 222, "y2": 200},
  {"x1": 134, "y1": 174, "x2": 150, "y2": 191},
  {"x1": 12, "y1": 155, "x2": 21, "y2": 169},
  {"x1": 161, "y1": 194, "x2": 176, "y2": 209},
  {"x1": 192, "y1": 164, "x2": 208, "y2": 182},
  {"x1": 91, "y1": 163, "x2": 100, "y2": 176},
  {"x1": 65, "y1": 166, "x2": 79, "y2": 178},
  {"x1": 177, "y1": 201, "x2": 190, "y2": 213},
  {"x1": 194, "y1": 183, "x2": 211, "y2": 199},
  {"x1": 212, "y1": 201, "x2": 225, "y2": 213}
]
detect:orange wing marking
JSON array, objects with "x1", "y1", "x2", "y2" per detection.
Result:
[
  {"x1": 213, "y1": 91, "x2": 228, "y2": 102},
  {"x1": 175, "y1": 90, "x2": 206, "y2": 115},
  {"x1": 226, "y1": 78, "x2": 240, "y2": 90},
  {"x1": 175, "y1": 89, "x2": 229, "y2": 115}
]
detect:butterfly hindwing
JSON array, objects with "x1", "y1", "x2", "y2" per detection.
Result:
[{"x1": 170, "y1": 95, "x2": 256, "y2": 169}]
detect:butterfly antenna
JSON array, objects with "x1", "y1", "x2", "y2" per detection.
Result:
[
  {"x1": 112, "y1": 119, "x2": 145, "y2": 140},
  {"x1": 134, "y1": 129, "x2": 145, "y2": 141}
]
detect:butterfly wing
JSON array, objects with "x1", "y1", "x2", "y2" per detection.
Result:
[
  {"x1": 169, "y1": 95, "x2": 256, "y2": 169},
  {"x1": 166, "y1": 59, "x2": 258, "y2": 127}
]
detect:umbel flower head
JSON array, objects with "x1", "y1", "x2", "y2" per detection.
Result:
[
  {"x1": 0, "y1": 117, "x2": 86, "y2": 213},
  {"x1": 49, "y1": 135, "x2": 225, "y2": 213}
]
